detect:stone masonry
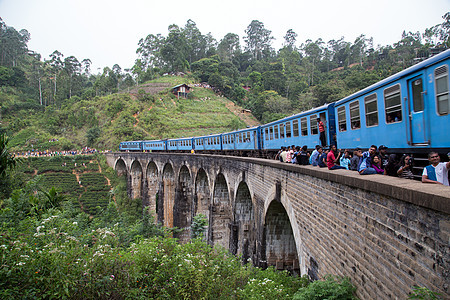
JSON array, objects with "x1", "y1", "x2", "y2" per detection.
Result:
[{"x1": 104, "y1": 152, "x2": 450, "y2": 299}]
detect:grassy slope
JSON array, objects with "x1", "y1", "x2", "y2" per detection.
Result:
[{"x1": 3, "y1": 76, "x2": 259, "y2": 152}]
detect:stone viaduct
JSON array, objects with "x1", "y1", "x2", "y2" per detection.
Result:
[{"x1": 104, "y1": 152, "x2": 449, "y2": 299}]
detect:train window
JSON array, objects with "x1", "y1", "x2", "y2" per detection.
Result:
[
  {"x1": 384, "y1": 84, "x2": 402, "y2": 123},
  {"x1": 279, "y1": 123, "x2": 285, "y2": 138},
  {"x1": 269, "y1": 127, "x2": 274, "y2": 140},
  {"x1": 301, "y1": 117, "x2": 308, "y2": 136},
  {"x1": 412, "y1": 78, "x2": 424, "y2": 112},
  {"x1": 265, "y1": 128, "x2": 269, "y2": 140},
  {"x1": 349, "y1": 101, "x2": 361, "y2": 129},
  {"x1": 435, "y1": 65, "x2": 449, "y2": 115},
  {"x1": 364, "y1": 94, "x2": 379, "y2": 127},
  {"x1": 286, "y1": 122, "x2": 291, "y2": 138},
  {"x1": 337, "y1": 106, "x2": 347, "y2": 132},
  {"x1": 310, "y1": 115, "x2": 318, "y2": 135},
  {"x1": 274, "y1": 125, "x2": 279, "y2": 139},
  {"x1": 293, "y1": 120, "x2": 299, "y2": 137}
]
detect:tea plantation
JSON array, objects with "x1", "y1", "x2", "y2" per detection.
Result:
[{"x1": 14, "y1": 155, "x2": 111, "y2": 216}]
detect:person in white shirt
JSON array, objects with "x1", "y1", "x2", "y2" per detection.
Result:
[{"x1": 422, "y1": 152, "x2": 450, "y2": 186}]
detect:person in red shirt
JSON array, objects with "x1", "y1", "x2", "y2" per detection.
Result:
[
  {"x1": 327, "y1": 145, "x2": 346, "y2": 170},
  {"x1": 317, "y1": 118, "x2": 326, "y2": 147}
]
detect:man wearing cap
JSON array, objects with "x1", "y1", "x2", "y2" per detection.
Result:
[
  {"x1": 378, "y1": 145, "x2": 389, "y2": 170},
  {"x1": 422, "y1": 152, "x2": 450, "y2": 186}
]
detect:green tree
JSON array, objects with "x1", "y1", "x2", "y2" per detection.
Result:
[
  {"x1": 0, "y1": 133, "x2": 16, "y2": 178},
  {"x1": 0, "y1": 132, "x2": 18, "y2": 199},
  {"x1": 86, "y1": 126, "x2": 101, "y2": 147},
  {"x1": 136, "y1": 33, "x2": 165, "y2": 72},
  {"x1": 0, "y1": 18, "x2": 30, "y2": 67},
  {"x1": 160, "y1": 24, "x2": 190, "y2": 72},
  {"x1": 244, "y1": 20, "x2": 274, "y2": 61},
  {"x1": 218, "y1": 33, "x2": 241, "y2": 62},
  {"x1": 283, "y1": 29, "x2": 298, "y2": 51}
]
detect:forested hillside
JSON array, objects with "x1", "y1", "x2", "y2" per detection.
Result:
[{"x1": 0, "y1": 13, "x2": 449, "y2": 151}]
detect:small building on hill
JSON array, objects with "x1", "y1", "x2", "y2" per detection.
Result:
[{"x1": 172, "y1": 84, "x2": 191, "y2": 99}]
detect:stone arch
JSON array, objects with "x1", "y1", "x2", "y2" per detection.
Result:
[
  {"x1": 130, "y1": 160, "x2": 143, "y2": 200},
  {"x1": 231, "y1": 181, "x2": 255, "y2": 264},
  {"x1": 174, "y1": 165, "x2": 193, "y2": 242},
  {"x1": 115, "y1": 158, "x2": 127, "y2": 176},
  {"x1": 263, "y1": 199, "x2": 300, "y2": 275},
  {"x1": 161, "y1": 163, "x2": 175, "y2": 227},
  {"x1": 145, "y1": 161, "x2": 159, "y2": 219},
  {"x1": 194, "y1": 168, "x2": 210, "y2": 218},
  {"x1": 210, "y1": 173, "x2": 232, "y2": 248}
]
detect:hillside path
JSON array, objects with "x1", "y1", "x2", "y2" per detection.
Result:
[{"x1": 225, "y1": 102, "x2": 260, "y2": 127}]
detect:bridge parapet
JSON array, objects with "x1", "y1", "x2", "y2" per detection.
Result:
[{"x1": 104, "y1": 152, "x2": 449, "y2": 299}]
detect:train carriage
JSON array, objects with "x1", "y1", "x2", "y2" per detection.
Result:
[
  {"x1": 167, "y1": 137, "x2": 194, "y2": 151},
  {"x1": 193, "y1": 133, "x2": 222, "y2": 151},
  {"x1": 142, "y1": 140, "x2": 167, "y2": 152},
  {"x1": 260, "y1": 104, "x2": 336, "y2": 151},
  {"x1": 119, "y1": 141, "x2": 143, "y2": 152},
  {"x1": 222, "y1": 126, "x2": 261, "y2": 151},
  {"x1": 335, "y1": 49, "x2": 450, "y2": 153}
]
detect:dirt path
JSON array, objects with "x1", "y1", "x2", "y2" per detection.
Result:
[{"x1": 225, "y1": 102, "x2": 260, "y2": 127}]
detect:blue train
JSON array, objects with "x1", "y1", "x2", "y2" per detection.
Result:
[{"x1": 120, "y1": 49, "x2": 450, "y2": 155}]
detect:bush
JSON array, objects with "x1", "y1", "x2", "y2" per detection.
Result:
[{"x1": 293, "y1": 275, "x2": 357, "y2": 300}]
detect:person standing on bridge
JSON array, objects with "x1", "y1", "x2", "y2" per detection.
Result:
[
  {"x1": 317, "y1": 118, "x2": 326, "y2": 147},
  {"x1": 422, "y1": 152, "x2": 450, "y2": 186}
]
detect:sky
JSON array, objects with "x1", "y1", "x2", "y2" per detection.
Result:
[{"x1": 0, "y1": 0, "x2": 449, "y2": 73}]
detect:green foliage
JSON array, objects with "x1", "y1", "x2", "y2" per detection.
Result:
[
  {"x1": 191, "y1": 213, "x2": 208, "y2": 239},
  {"x1": 86, "y1": 126, "x2": 101, "y2": 146},
  {"x1": 293, "y1": 275, "x2": 357, "y2": 300},
  {"x1": 408, "y1": 286, "x2": 442, "y2": 300},
  {"x1": 0, "y1": 153, "x2": 359, "y2": 299}
]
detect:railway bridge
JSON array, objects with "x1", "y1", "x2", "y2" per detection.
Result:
[{"x1": 104, "y1": 152, "x2": 449, "y2": 299}]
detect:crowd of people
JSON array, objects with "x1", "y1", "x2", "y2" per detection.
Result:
[
  {"x1": 16, "y1": 147, "x2": 101, "y2": 158},
  {"x1": 275, "y1": 144, "x2": 450, "y2": 186}
]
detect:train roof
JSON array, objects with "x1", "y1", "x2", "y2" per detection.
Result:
[
  {"x1": 262, "y1": 103, "x2": 333, "y2": 127},
  {"x1": 223, "y1": 125, "x2": 260, "y2": 135},
  {"x1": 142, "y1": 139, "x2": 166, "y2": 143},
  {"x1": 335, "y1": 49, "x2": 450, "y2": 106},
  {"x1": 120, "y1": 140, "x2": 143, "y2": 143}
]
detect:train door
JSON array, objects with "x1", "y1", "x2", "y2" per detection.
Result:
[
  {"x1": 407, "y1": 74, "x2": 428, "y2": 144},
  {"x1": 319, "y1": 112, "x2": 327, "y2": 145}
]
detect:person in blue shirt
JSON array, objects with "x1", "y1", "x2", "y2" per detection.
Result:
[
  {"x1": 358, "y1": 145, "x2": 377, "y2": 175},
  {"x1": 310, "y1": 145, "x2": 322, "y2": 166},
  {"x1": 340, "y1": 149, "x2": 351, "y2": 170},
  {"x1": 318, "y1": 148, "x2": 329, "y2": 168}
]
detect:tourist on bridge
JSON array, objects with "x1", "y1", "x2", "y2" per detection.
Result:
[
  {"x1": 327, "y1": 145, "x2": 346, "y2": 170},
  {"x1": 317, "y1": 118, "x2": 326, "y2": 147},
  {"x1": 358, "y1": 145, "x2": 377, "y2": 175},
  {"x1": 310, "y1": 145, "x2": 322, "y2": 166},
  {"x1": 422, "y1": 152, "x2": 450, "y2": 186}
]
